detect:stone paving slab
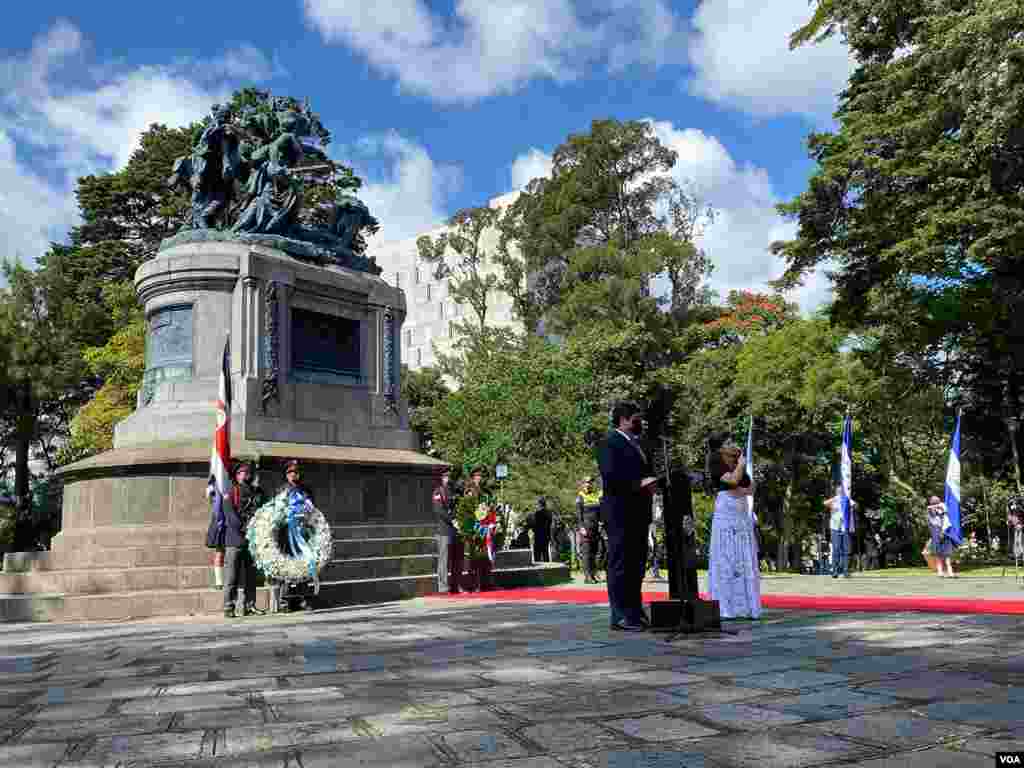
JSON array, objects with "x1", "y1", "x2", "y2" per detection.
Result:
[
  {"x1": 845, "y1": 748, "x2": 993, "y2": 767},
  {"x1": 0, "y1": 600, "x2": 1022, "y2": 767},
  {"x1": 803, "y1": 709, "x2": 984, "y2": 749}
]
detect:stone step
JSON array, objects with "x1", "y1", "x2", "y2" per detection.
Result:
[
  {"x1": 0, "y1": 552, "x2": 443, "y2": 594},
  {"x1": 0, "y1": 559, "x2": 572, "y2": 623},
  {"x1": 491, "y1": 562, "x2": 572, "y2": 589},
  {"x1": 0, "y1": 566, "x2": 215, "y2": 595},
  {"x1": 494, "y1": 548, "x2": 534, "y2": 568},
  {"x1": 4, "y1": 546, "x2": 215, "y2": 572},
  {"x1": 332, "y1": 537, "x2": 437, "y2": 559},
  {"x1": 321, "y1": 555, "x2": 437, "y2": 581},
  {"x1": 331, "y1": 523, "x2": 437, "y2": 539}
]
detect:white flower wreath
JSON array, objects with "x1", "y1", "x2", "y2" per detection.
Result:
[{"x1": 247, "y1": 488, "x2": 333, "y2": 589}]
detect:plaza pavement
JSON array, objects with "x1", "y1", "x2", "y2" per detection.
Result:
[
  {"x1": 566, "y1": 570, "x2": 1024, "y2": 601},
  {"x1": 1, "y1": 590, "x2": 1023, "y2": 767}
]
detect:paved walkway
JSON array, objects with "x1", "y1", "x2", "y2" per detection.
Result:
[
  {"x1": 560, "y1": 571, "x2": 1024, "y2": 600},
  {"x1": 1, "y1": 599, "x2": 1022, "y2": 767}
]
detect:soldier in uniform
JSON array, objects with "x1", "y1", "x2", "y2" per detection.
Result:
[
  {"x1": 434, "y1": 470, "x2": 463, "y2": 594},
  {"x1": 576, "y1": 477, "x2": 602, "y2": 583},
  {"x1": 223, "y1": 461, "x2": 267, "y2": 618},
  {"x1": 272, "y1": 460, "x2": 317, "y2": 613}
]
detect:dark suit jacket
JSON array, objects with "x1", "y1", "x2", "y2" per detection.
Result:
[
  {"x1": 597, "y1": 430, "x2": 653, "y2": 529},
  {"x1": 434, "y1": 487, "x2": 458, "y2": 538}
]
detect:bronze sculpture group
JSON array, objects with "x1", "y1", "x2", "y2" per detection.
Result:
[{"x1": 167, "y1": 93, "x2": 379, "y2": 271}]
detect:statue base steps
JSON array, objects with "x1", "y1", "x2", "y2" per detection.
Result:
[{"x1": 0, "y1": 540, "x2": 569, "y2": 623}]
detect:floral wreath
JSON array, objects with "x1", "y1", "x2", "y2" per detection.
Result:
[
  {"x1": 456, "y1": 497, "x2": 500, "y2": 561},
  {"x1": 247, "y1": 487, "x2": 333, "y2": 590}
]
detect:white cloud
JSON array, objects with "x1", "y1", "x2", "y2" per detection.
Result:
[
  {"x1": 203, "y1": 45, "x2": 288, "y2": 82},
  {"x1": 645, "y1": 119, "x2": 832, "y2": 313},
  {"x1": 0, "y1": 20, "x2": 279, "y2": 268},
  {"x1": 340, "y1": 132, "x2": 462, "y2": 244},
  {"x1": 0, "y1": 129, "x2": 78, "y2": 268},
  {"x1": 509, "y1": 147, "x2": 553, "y2": 189},
  {"x1": 302, "y1": 0, "x2": 684, "y2": 103},
  {"x1": 687, "y1": 0, "x2": 854, "y2": 124}
]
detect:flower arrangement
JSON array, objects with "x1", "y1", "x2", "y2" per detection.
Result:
[
  {"x1": 456, "y1": 496, "x2": 499, "y2": 561},
  {"x1": 247, "y1": 488, "x2": 333, "y2": 587}
]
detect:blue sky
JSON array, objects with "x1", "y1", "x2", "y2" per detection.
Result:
[{"x1": 0, "y1": 1, "x2": 853, "y2": 309}]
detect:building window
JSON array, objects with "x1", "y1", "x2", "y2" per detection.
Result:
[
  {"x1": 448, "y1": 322, "x2": 456, "y2": 339},
  {"x1": 404, "y1": 329, "x2": 413, "y2": 347},
  {"x1": 414, "y1": 268, "x2": 420, "y2": 284},
  {"x1": 425, "y1": 284, "x2": 431, "y2": 302},
  {"x1": 395, "y1": 271, "x2": 402, "y2": 288},
  {"x1": 291, "y1": 308, "x2": 361, "y2": 381},
  {"x1": 439, "y1": 302, "x2": 446, "y2": 320},
  {"x1": 416, "y1": 348, "x2": 422, "y2": 366}
]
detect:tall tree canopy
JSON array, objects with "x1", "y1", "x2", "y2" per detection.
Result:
[{"x1": 773, "y1": 0, "x2": 1024, "y2": 486}]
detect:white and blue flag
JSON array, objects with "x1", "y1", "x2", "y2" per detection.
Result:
[
  {"x1": 746, "y1": 415, "x2": 756, "y2": 522},
  {"x1": 944, "y1": 412, "x2": 963, "y2": 545},
  {"x1": 840, "y1": 415, "x2": 855, "y2": 533}
]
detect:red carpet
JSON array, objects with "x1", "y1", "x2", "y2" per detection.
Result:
[{"x1": 434, "y1": 587, "x2": 1024, "y2": 616}]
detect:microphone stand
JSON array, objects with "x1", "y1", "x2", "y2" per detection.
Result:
[{"x1": 646, "y1": 433, "x2": 729, "y2": 639}]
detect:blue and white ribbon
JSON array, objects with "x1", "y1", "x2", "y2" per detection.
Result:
[{"x1": 286, "y1": 489, "x2": 320, "y2": 593}]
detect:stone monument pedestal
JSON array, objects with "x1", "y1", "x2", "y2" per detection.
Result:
[{"x1": 1, "y1": 241, "x2": 457, "y2": 621}]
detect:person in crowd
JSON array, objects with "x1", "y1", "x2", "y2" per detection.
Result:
[
  {"x1": 597, "y1": 401, "x2": 657, "y2": 631},
  {"x1": 825, "y1": 485, "x2": 857, "y2": 578},
  {"x1": 223, "y1": 461, "x2": 266, "y2": 618},
  {"x1": 926, "y1": 495, "x2": 957, "y2": 578},
  {"x1": 648, "y1": 494, "x2": 664, "y2": 580},
  {"x1": 708, "y1": 442, "x2": 761, "y2": 619},
  {"x1": 531, "y1": 496, "x2": 552, "y2": 563},
  {"x1": 272, "y1": 460, "x2": 317, "y2": 612},
  {"x1": 433, "y1": 470, "x2": 463, "y2": 594},
  {"x1": 576, "y1": 477, "x2": 602, "y2": 584},
  {"x1": 205, "y1": 477, "x2": 226, "y2": 588},
  {"x1": 1009, "y1": 496, "x2": 1024, "y2": 565},
  {"x1": 865, "y1": 533, "x2": 880, "y2": 571}
]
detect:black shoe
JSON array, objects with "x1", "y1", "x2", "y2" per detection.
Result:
[
  {"x1": 610, "y1": 621, "x2": 645, "y2": 632},
  {"x1": 243, "y1": 605, "x2": 266, "y2": 616},
  {"x1": 224, "y1": 608, "x2": 236, "y2": 619}
]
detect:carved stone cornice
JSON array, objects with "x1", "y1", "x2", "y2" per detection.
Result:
[{"x1": 135, "y1": 257, "x2": 239, "y2": 306}]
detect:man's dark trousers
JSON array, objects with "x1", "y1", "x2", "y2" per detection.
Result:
[
  {"x1": 223, "y1": 545, "x2": 256, "y2": 610},
  {"x1": 830, "y1": 529, "x2": 849, "y2": 577}
]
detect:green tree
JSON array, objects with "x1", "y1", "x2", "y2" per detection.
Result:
[
  {"x1": 429, "y1": 333, "x2": 609, "y2": 504},
  {"x1": 774, "y1": 0, "x2": 1024, "y2": 487},
  {"x1": 416, "y1": 206, "x2": 503, "y2": 332},
  {"x1": 59, "y1": 283, "x2": 146, "y2": 464},
  {"x1": 401, "y1": 365, "x2": 450, "y2": 453},
  {"x1": 497, "y1": 119, "x2": 706, "y2": 333},
  {"x1": 0, "y1": 260, "x2": 92, "y2": 548}
]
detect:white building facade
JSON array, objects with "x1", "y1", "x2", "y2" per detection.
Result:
[{"x1": 367, "y1": 192, "x2": 523, "y2": 371}]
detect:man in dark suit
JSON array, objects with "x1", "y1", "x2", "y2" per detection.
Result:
[
  {"x1": 598, "y1": 401, "x2": 658, "y2": 631},
  {"x1": 434, "y1": 470, "x2": 463, "y2": 594}
]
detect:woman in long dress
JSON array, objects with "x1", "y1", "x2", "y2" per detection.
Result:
[
  {"x1": 708, "y1": 442, "x2": 762, "y2": 619},
  {"x1": 926, "y1": 496, "x2": 957, "y2": 578}
]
